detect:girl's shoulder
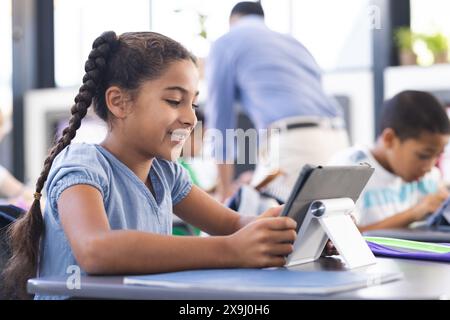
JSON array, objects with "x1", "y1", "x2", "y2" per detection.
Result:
[
  {"x1": 52, "y1": 143, "x2": 110, "y2": 170},
  {"x1": 47, "y1": 143, "x2": 113, "y2": 187},
  {"x1": 45, "y1": 143, "x2": 112, "y2": 201}
]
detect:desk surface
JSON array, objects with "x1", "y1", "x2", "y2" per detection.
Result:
[{"x1": 28, "y1": 257, "x2": 450, "y2": 300}]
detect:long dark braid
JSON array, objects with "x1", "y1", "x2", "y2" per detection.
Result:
[{"x1": 2, "y1": 31, "x2": 118, "y2": 299}]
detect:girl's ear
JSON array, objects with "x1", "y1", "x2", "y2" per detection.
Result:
[
  {"x1": 381, "y1": 128, "x2": 398, "y2": 149},
  {"x1": 105, "y1": 86, "x2": 132, "y2": 119}
]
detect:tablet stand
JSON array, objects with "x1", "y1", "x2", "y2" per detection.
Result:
[{"x1": 285, "y1": 198, "x2": 376, "y2": 269}]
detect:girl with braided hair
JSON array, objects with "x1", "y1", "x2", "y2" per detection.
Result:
[{"x1": 3, "y1": 31, "x2": 297, "y2": 299}]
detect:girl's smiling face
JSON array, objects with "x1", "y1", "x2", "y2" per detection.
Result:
[{"x1": 114, "y1": 59, "x2": 199, "y2": 161}]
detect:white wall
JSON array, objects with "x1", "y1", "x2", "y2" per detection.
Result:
[
  {"x1": 385, "y1": 65, "x2": 450, "y2": 98},
  {"x1": 323, "y1": 69, "x2": 375, "y2": 146},
  {"x1": 24, "y1": 88, "x2": 107, "y2": 185}
]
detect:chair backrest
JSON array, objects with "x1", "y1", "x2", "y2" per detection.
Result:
[
  {"x1": 234, "y1": 112, "x2": 257, "y2": 178},
  {"x1": 0, "y1": 205, "x2": 26, "y2": 299}
]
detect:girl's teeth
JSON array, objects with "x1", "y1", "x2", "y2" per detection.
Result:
[{"x1": 170, "y1": 130, "x2": 189, "y2": 142}]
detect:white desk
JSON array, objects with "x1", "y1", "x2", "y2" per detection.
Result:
[{"x1": 27, "y1": 257, "x2": 450, "y2": 300}]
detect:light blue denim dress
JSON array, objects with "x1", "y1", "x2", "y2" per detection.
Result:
[{"x1": 35, "y1": 144, "x2": 192, "y2": 299}]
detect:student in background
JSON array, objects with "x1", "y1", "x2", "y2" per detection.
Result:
[
  {"x1": 178, "y1": 108, "x2": 218, "y2": 193},
  {"x1": 178, "y1": 109, "x2": 206, "y2": 188},
  {"x1": 174, "y1": 109, "x2": 205, "y2": 236},
  {"x1": 3, "y1": 31, "x2": 297, "y2": 299},
  {"x1": 0, "y1": 110, "x2": 33, "y2": 209},
  {"x1": 329, "y1": 90, "x2": 450, "y2": 232}
]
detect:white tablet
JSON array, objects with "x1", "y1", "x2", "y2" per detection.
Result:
[{"x1": 281, "y1": 164, "x2": 374, "y2": 267}]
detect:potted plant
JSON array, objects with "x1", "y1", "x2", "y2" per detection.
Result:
[
  {"x1": 423, "y1": 32, "x2": 449, "y2": 64},
  {"x1": 394, "y1": 27, "x2": 417, "y2": 65}
]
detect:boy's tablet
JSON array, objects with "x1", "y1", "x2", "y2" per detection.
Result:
[
  {"x1": 363, "y1": 194, "x2": 450, "y2": 242},
  {"x1": 281, "y1": 164, "x2": 374, "y2": 232},
  {"x1": 427, "y1": 196, "x2": 450, "y2": 229}
]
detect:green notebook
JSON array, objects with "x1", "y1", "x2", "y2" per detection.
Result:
[{"x1": 365, "y1": 236, "x2": 450, "y2": 254}]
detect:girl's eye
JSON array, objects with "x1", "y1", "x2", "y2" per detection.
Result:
[
  {"x1": 166, "y1": 99, "x2": 198, "y2": 109},
  {"x1": 165, "y1": 99, "x2": 181, "y2": 107},
  {"x1": 416, "y1": 153, "x2": 432, "y2": 160}
]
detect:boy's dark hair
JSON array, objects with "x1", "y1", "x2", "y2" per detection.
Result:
[
  {"x1": 2, "y1": 31, "x2": 195, "y2": 299},
  {"x1": 379, "y1": 90, "x2": 450, "y2": 140},
  {"x1": 230, "y1": 1, "x2": 264, "y2": 18}
]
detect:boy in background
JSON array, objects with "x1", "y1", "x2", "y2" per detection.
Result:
[
  {"x1": 329, "y1": 90, "x2": 450, "y2": 232},
  {"x1": 179, "y1": 109, "x2": 206, "y2": 188},
  {"x1": 175, "y1": 109, "x2": 213, "y2": 235}
]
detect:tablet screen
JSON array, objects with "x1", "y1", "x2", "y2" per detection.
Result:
[
  {"x1": 427, "y1": 196, "x2": 450, "y2": 227},
  {"x1": 281, "y1": 165, "x2": 374, "y2": 232}
]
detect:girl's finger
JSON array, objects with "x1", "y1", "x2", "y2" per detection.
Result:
[{"x1": 265, "y1": 243, "x2": 294, "y2": 256}]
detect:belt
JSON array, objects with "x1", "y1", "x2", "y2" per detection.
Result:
[
  {"x1": 286, "y1": 122, "x2": 319, "y2": 130},
  {"x1": 270, "y1": 116, "x2": 345, "y2": 131}
]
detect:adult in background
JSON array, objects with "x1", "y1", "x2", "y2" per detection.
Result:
[{"x1": 205, "y1": 1, "x2": 349, "y2": 202}]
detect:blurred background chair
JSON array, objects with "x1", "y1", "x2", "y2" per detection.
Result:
[{"x1": 0, "y1": 204, "x2": 25, "y2": 299}]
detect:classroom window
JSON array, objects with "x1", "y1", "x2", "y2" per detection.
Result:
[
  {"x1": 291, "y1": 0, "x2": 373, "y2": 71},
  {"x1": 411, "y1": 0, "x2": 450, "y2": 36},
  {"x1": 54, "y1": 0, "x2": 151, "y2": 87},
  {"x1": 150, "y1": 0, "x2": 238, "y2": 59},
  {"x1": 411, "y1": 0, "x2": 450, "y2": 65},
  {"x1": 150, "y1": 0, "x2": 292, "y2": 59}
]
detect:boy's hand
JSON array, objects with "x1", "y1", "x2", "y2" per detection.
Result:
[
  {"x1": 226, "y1": 209, "x2": 297, "y2": 268},
  {"x1": 412, "y1": 192, "x2": 448, "y2": 221}
]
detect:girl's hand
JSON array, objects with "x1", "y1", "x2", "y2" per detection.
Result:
[
  {"x1": 260, "y1": 206, "x2": 339, "y2": 257},
  {"x1": 226, "y1": 207, "x2": 297, "y2": 268},
  {"x1": 322, "y1": 240, "x2": 338, "y2": 256},
  {"x1": 257, "y1": 205, "x2": 285, "y2": 219}
]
